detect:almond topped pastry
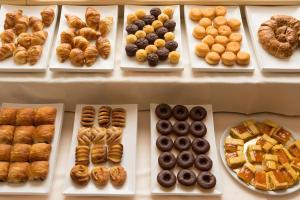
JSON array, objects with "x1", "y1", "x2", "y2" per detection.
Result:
[
  {"x1": 224, "y1": 137, "x2": 244, "y2": 153},
  {"x1": 237, "y1": 162, "x2": 256, "y2": 184},
  {"x1": 230, "y1": 120, "x2": 259, "y2": 142}
]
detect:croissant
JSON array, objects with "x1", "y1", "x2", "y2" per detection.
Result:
[
  {"x1": 85, "y1": 7, "x2": 100, "y2": 30},
  {"x1": 65, "y1": 14, "x2": 86, "y2": 29},
  {"x1": 31, "y1": 30, "x2": 48, "y2": 46},
  {"x1": 99, "y1": 17, "x2": 113, "y2": 37},
  {"x1": 73, "y1": 36, "x2": 89, "y2": 50},
  {"x1": 29, "y1": 16, "x2": 44, "y2": 32},
  {"x1": 27, "y1": 45, "x2": 43, "y2": 65},
  {"x1": 40, "y1": 7, "x2": 55, "y2": 26},
  {"x1": 69, "y1": 48, "x2": 84, "y2": 66},
  {"x1": 4, "y1": 9, "x2": 23, "y2": 30},
  {"x1": 17, "y1": 33, "x2": 32, "y2": 49},
  {"x1": 0, "y1": 29, "x2": 16, "y2": 44},
  {"x1": 0, "y1": 43, "x2": 15, "y2": 61},
  {"x1": 13, "y1": 46, "x2": 27, "y2": 64},
  {"x1": 14, "y1": 16, "x2": 29, "y2": 35},
  {"x1": 84, "y1": 45, "x2": 98, "y2": 66},
  {"x1": 77, "y1": 27, "x2": 100, "y2": 40},
  {"x1": 60, "y1": 28, "x2": 76, "y2": 45},
  {"x1": 56, "y1": 43, "x2": 72, "y2": 62},
  {"x1": 96, "y1": 37, "x2": 111, "y2": 59}
]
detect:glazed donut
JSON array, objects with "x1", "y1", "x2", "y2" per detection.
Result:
[
  {"x1": 157, "y1": 170, "x2": 176, "y2": 188},
  {"x1": 158, "y1": 152, "x2": 176, "y2": 170},
  {"x1": 197, "y1": 171, "x2": 216, "y2": 189},
  {"x1": 258, "y1": 15, "x2": 300, "y2": 58},
  {"x1": 172, "y1": 105, "x2": 189, "y2": 121},
  {"x1": 156, "y1": 135, "x2": 173, "y2": 152},
  {"x1": 177, "y1": 151, "x2": 195, "y2": 169},
  {"x1": 189, "y1": 106, "x2": 207, "y2": 121},
  {"x1": 173, "y1": 121, "x2": 190, "y2": 136},
  {"x1": 155, "y1": 104, "x2": 172, "y2": 119},
  {"x1": 192, "y1": 138, "x2": 210, "y2": 154},
  {"x1": 190, "y1": 121, "x2": 207, "y2": 138},
  {"x1": 156, "y1": 120, "x2": 172, "y2": 135},
  {"x1": 174, "y1": 136, "x2": 191, "y2": 151},
  {"x1": 177, "y1": 169, "x2": 197, "y2": 186},
  {"x1": 194, "y1": 154, "x2": 213, "y2": 171}
]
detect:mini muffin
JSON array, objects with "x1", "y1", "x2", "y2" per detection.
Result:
[
  {"x1": 206, "y1": 26, "x2": 218, "y2": 37},
  {"x1": 215, "y1": 6, "x2": 227, "y2": 16},
  {"x1": 135, "y1": 9, "x2": 146, "y2": 19},
  {"x1": 163, "y1": 7, "x2": 174, "y2": 19},
  {"x1": 158, "y1": 13, "x2": 169, "y2": 23},
  {"x1": 226, "y1": 42, "x2": 240, "y2": 54},
  {"x1": 164, "y1": 32, "x2": 175, "y2": 41},
  {"x1": 152, "y1": 20, "x2": 163, "y2": 30},
  {"x1": 126, "y1": 34, "x2": 137, "y2": 44},
  {"x1": 202, "y1": 8, "x2": 215, "y2": 19},
  {"x1": 135, "y1": 49, "x2": 147, "y2": 62},
  {"x1": 127, "y1": 13, "x2": 138, "y2": 24},
  {"x1": 145, "y1": 45, "x2": 158, "y2": 54},
  {"x1": 227, "y1": 18, "x2": 241, "y2": 31},
  {"x1": 218, "y1": 25, "x2": 232, "y2": 37},
  {"x1": 135, "y1": 30, "x2": 146, "y2": 39},
  {"x1": 237, "y1": 51, "x2": 250, "y2": 65},
  {"x1": 202, "y1": 35, "x2": 215, "y2": 47},
  {"x1": 189, "y1": 8, "x2": 202, "y2": 21},
  {"x1": 213, "y1": 16, "x2": 227, "y2": 28},
  {"x1": 154, "y1": 39, "x2": 165, "y2": 48},
  {"x1": 222, "y1": 51, "x2": 237, "y2": 66},
  {"x1": 143, "y1": 25, "x2": 154, "y2": 34},
  {"x1": 215, "y1": 35, "x2": 229, "y2": 46},
  {"x1": 193, "y1": 26, "x2": 206, "y2": 40},
  {"x1": 211, "y1": 43, "x2": 225, "y2": 55},
  {"x1": 168, "y1": 51, "x2": 180, "y2": 64},
  {"x1": 195, "y1": 43, "x2": 210, "y2": 58},
  {"x1": 199, "y1": 17, "x2": 212, "y2": 28},
  {"x1": 229, "y1": 32, "x2": 242, "y2": 42},
  {"x1": 205, "y1": 52, "x2": 220, "y2": 65}
]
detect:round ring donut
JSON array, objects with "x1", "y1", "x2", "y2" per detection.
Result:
[
  {"x1": 189, "y1": 106, "x2": 207, "y2": 121},
  {"x1": 190, "y1": 121, "x2": 207, "y2": 137},
  {"x1": 158, "y1": 152, "x2": 176, "y2": 170},
  {"x1": 173, "y1": 121, "x2": 189, "y2": 136},
  {"x1": 156, "y1": 120, "x2": 172, "y2": 135},
  {"x1": 177, "y1": 169, "x2": 197, "y2": 186},
  {"x1": 192, "y1": 138, "x2": 210, "y2": 154},
  {"x1": 156, "y1": 135, "x2": 173, "y2": 152},
  {"x1": 177, "y1": 151, "x2": 195, "y2": 169},
  {"x1": 155, "y1": 103, "x2": 172, "y2": 119},
  {"x1": 194, "y1": 154, "x2": 213, "y2": 171},
  {"x1": 174, "y1": 136, "x2": 191, "y2": 151},
  {"x1": 172, "y1": 105, "x2": 189, "y2": 121},
  {"x1": 157, "y1": 170, "x2": 176, "y2": 188},
  {"x1": 197, "y1": 171, "x2": 216, "y2": 189}
]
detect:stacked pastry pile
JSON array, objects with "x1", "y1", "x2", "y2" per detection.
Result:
[
  {"x1": 155, "y1": 104, "x2": 216, "y2": 190},
  {"x1": 56, "y1": 7, "x2": 112, "y2": 67},
  {"x1": 189, "y1": 6, "x2": 250, "y2": 66},
  {"x1": 125, "y1": 7, "x2": 180, "y2": 66},
  {"x1": 0, "y1": 106, "x2": 56, "y2": 183},
  {"x1": 224, "y1": 119, "x2": 300, "y2": 191},
  {"x1": 70, "y1": 106, "x2": 127, "y2": 187},
  {"x1": 0, "y1": 8, "x2": 55, "y2": 65}
]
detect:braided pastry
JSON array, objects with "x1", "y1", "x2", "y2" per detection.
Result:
[
  {"x1": 91, "y1": 144, "x2": 107, "y2": 164},
  {"x1": 91, "y1": 166, "x2": 109, "y2": 186},
  {"x1": 0, "y1": 29, "x2": 15, "y2": 44},
  {"x1": 70, "y1": 165, "x2": 90, "y2": 186},
  {"x1": 0, "y1": 43, "x2": 15, "y2": 61},
  {"x1": 69, "y1": 48, "x2": 84, "y2": 66},
  {"x1": 77, "y1": 127, "x2": 93, "y2": 146},
  {"x1": 85, "y1": 7, "x2": 101, "y2": 30},
  {"x1": 17, "y1": 33, "x2": 31, "y2": 49},
  {"x1": 65, "y1": 14, "x2": 86, "y2": 29},
  {"x1": 111, "y1": 108, "x2": 126, "y2": 128},
  {"x1": 75, "y1": 145, "x2": 90, "y2": 166},
  {"x1": 40, "y1": 7, "x2": 55, "y2": 27},
  {"x1": 98, "y1": 106, "x2": 112, "y2": 128},
  {"x1": 77, "y1": 27, "x2": 100, "y2": 40},
  {"x1": 106, "y1": 127, "x2": 122, "y2": 145},
  {"x1": 91, "y1": 127, "x2": 106, "y2": 145},
  {"x1": 29, "y1": 16, "x2": 44, "y2": 32},
  {"x1": 84, "y1": 45, "x2": 98, "y2": 66},
  {"x1": 4, "y1": 9, "x2": 23, "y2": 30},
  {"x1": 56, "y1": 43, "x2": 72, "y2": 62},
  {"x1": 73, "y1": 36, "x2": 89, "y2": 51},
  {"x1": 60, "y1": 28, "x2": 76, "y2": 45},
  {"x1": 14, "y1": 15, "x2": 29, "y2": 35},
  {"x1": 27, "y1": 45, "x2": 42, "y2": 65},
  {"x1": 80, "y1": 106, "x2": 95, "y2": 127},
  {"x1": 13, "y1": 46, "x2": 27, "y2": 64},
  {"x1": 96, "y1": 37, "x2": 111, "y2": 59},
  {"x1": 99, "y1": 17, "x2": 113, "y2": 37},
  {"x1": 108, "y1": 143, "x2": 123, "y2": 163},
  {"x1": 31, "y1": 30, "x2": 48, "y2": 46}
]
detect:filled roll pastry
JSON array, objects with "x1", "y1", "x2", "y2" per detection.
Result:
[
  {"x1": 4, "y1": 10, "x2": 23, "y2": 30},
  {"x1": 0, "y1": 125, "x2": 15, "y2": 144},
  {"x1": 0, "y1": 162, "x2": 9, "y2": 182},
  {"x1": 91, "y1": 144, "x2": 107, "y2": 164},
  {"x1": 0, "y1": 29, "x2": 16, "y2": 44},
  {"x1": 91, "y1": 127, "x2": 106, "y2": 145},
  {"x1": 0, "y1": 144, "x2": 12, "y2": 162},
  {"x1": 80, "y1": 106, "x2": 95, "y2": 127},
  {"x1": 0, "y1": 108, "x2": 17, "y2": 125},
  {"x1": 75, "y1": 145, "x2": 90, "y2": 166},
  {"x1": 29, "y1": 143, "x2": 51, "y2": 162},
  {"x1": 13, "y1": 46, "x2": 28, "y2": 64},
  {"x1": 27, "y1": 45, "x2": 43, "y2": 65},
  {"x1": 85, "y1": 7, "x2": 100, "y2": 30},
  {"x1": 40, "y1": 7, "x2": 55, "y2": 27},
  {"x1": 33, "y1": 125, "x2": 55, "y2": 144},
  {"x1": 13, "y1": 126, "x2": 35, "y2": 144},
  {"x1": 91, "y1": 166, "x2": 109, "y2": 186},
  {"x1": 34, "y1": 106, "x2": 57, "y2": 125},
  {"x1": 106, "y1": 127, "x2": 122, "y2": 145},
  {"x1": 98, "y1": 106, "x2": 111, "y2": 128},
  {"x1": 16, "y1": 108, "x2": 35, "y2": 126},
  {"x1": 65, "y1": 14, "x2": 86, "y2": 29},
  {"x1": 10, "y1": 144, "x2": 31, "y2": 162},
  {"x1": 7, "y1": 162, "x2": 30, "y2": 183},
  {"x1": 29, "y1": 16, "x2": 44, "y2": 32},
  {"x1": 29, "y1": 161, "x2": 49, "y2": 181},
  {"x1": 108, "y1": 143, "x2": 123, "y2": 163}
]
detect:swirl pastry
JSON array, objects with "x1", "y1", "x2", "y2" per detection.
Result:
[
  {"x1": 91, "y1": 166, "x2": 109, "y2": 186},
  {"x1": 91, "y1": 127, "x2": 106, "y2": 145},
  {"x1": 4, "y1": 10, "x2": 23, "y2": 30},
  {"x1": 10, "y1": 144, "x2": 31, "y2": 162},
  {"x1": 106, "y1": 127, "x2": 122, "y2": 145},
  {"x1": 27, "y1": 45, "x2": 43, "y2": 65},
  {"x1": 77, "y1": 27, "x2": 100, "y2": 40},
  {"x1": 111, "y1": 108, "x2": 126, "y2": 128},
  {"x1": 60, "y1": 28, "x2": 76, "y2": 45},
  {"x1": 85, "y1": 7, "x2": 100, "y2": 30},
  {"x1": 29, "y1": 143, "x2": 51, "y2": 162},
  {"x1": 77, "y1": 127, "x2": 93, "y2": 146},
  {"x1": 0, "y1": 162, "x2": 9, "y2": 182},
  {"x1": 84, "y1": 45, "x2": 98, "y2": 66},
  {"x1": 40, "y1": 7, "x2": 55, "y2": 27},
  {"x1": 0, "y1": 29, "x2": 15, "y2": 44},
  {"x1": 108, "y1": 143, "x2": 123, "y2": 163},
  {"x1": 34, "y1": 106, "x2": 57, "y2": 125},
  {"x1": 70, "y1": 165, "x2": 90, "y2": 186},
  {"x1": 0, "y1": 125, "x2": 15, "y2": 144},
  {"x1": 0, "y1": 108, "x2": 17, "y2": 125},
  {"x1": 99, "y1": 17, "x2": 113, "y2": 37},
  {"x1": 56, "y1": 43, "x2": 72, "y2": 62},
  {"x1": 16, "y1": 108, "x2": 35, "y2": 126},
  {"x1": 98, "y1": 106, "x2": 112, "y2": 128},
  {"x1": 14, "y1": 15, "x2": 29, "y2": 35},
  {"x1": 96, "y1": 37, "x2": 111, "y2": 59},
  {"x1": 17, "y1": 33, "x2": 31, "y2": 49},
  {"x1": 91, "y1": 144, "x2": 107, "y2": 164},
  {"x1": 29, "y1": 161, "x2": 49, "y2": 181},
  {"x1": 7, "y1": 162, "x2": 29, "y2": 183},
  {"x1": 109, "y1": 166, "x2": 127, "y2": 186},
  {"x1": 0, "y1": 43, "x2": 16, "y2": 61},
  {"x1": 29, "y1": 16, "x2": 44, "y2": 32},
  {"x1": 80, "y1": 106, "x2": 95, "y2": 127},
  {"x1": 31, "y1": 30, "x2": 48, "y2": 46},
  {"x1": 75, "y1": 145, "x2": 90, "y2": 166},
  {"x1": 65, "y1": 14, "x2": 86, "y2": 29}
]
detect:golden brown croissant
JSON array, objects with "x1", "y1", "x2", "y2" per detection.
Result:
[
  {"x1": 0, "y1": 43, "x2": 15, "y2": 61},
  {"x1": 69, "y1": 48, "x2": 84, "y2": 66},
  {"x1": 99, "y1": 17, "x2": 113, "y2": 37},
  {"x1": 27, "y1": 45, "x2": 43, "y2": 65},
  {"x1": 31, "y1": 30, "x2": 48, "y2": 46},
  {"x1": 96, "y1": 37, "x2": 111, "y2": 59},
  {"x1": 73, "y1": 36, "x2": 89, "y2": 50},
  {"x1": 14, "y1": 15, "x2": 29, "y2": 35},
  {"x1": 13, "y1": 46, "x2": 27, "y2": 64},
  {"x1": 0, "y1": 29, "x2": 16, "y2": 44},
  {"x1": 40, "y1": 7, "x2": 55, "y2": 27},
  {"x1": 85, "y1": 7, "x2": 100, "y2": 30},
  {"x1": 60, "y1": 28, "x2": 76, "y2": 45},
  {"x1": 4, "y1": 9, "x2": 23, "y2": 30},
  {"x1": 17, "y1": 33, "x2": 31, "y2": 49},
  {"x1": 65, "y1": 14, "x2": 86, "y2": 29},
  {"x1": 56, "y1": 43, "x2": 72, "y2": 62},
  {"x1": 77, "y1": 27, "x2": 100, "y2": 40},
  {"x1": 29, "y1": 16, "x2": 44, "y2": 32},
  {"x1": 84, "y1": 45, "x2": 98, "y2": 66}
]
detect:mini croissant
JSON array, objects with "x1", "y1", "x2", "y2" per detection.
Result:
[
  {"x1": 17, "y1": 32, "x2": 32, "y2": 49},
  {"x1": 0, "y1": 43, "x2": 16, "y2": 61},
  {"x1": 69, "y1": 48, "x2": 85, "y2": 66},
  {"x1": 73, "y1": 36, "x2": 89, "y2": 50},
  {"x1": 56, "y1": 43, "x2": 72, "y2": 62},
  {"x1": 84, "y1": 45, "x2": 98, "y2": 66},
  {"x1": 31, "y1": 30, "x2": 48, "y2": 46},
  {"x1": 27, "y1": 45, "x2": 43, "y2": 65},
  {"x1": 85, "y1": 7, "x2": 100, "y2": 30},
  {"x1": 99, "y1": 17, "x2": 113, "y2": 37},
  {"x1": 29, "y1": 16, "x2": 44, "y2": 32},
  {"x1": 40, "y1": 7, "x2": 55, "y2": 26},
  {"x1": 60, "y1": 28, "x2": 76, "y2": 45},
  {"x1": 13, "y1": 46, "x2": 27, "y2": 64},
  {"x1": 14, "y1": 15, "x2": 29, "y2": 35},
  {"x1": 4, "y1": 9, "x2": 23, "y2": 30},
  {"x1": 0, "y1": 29, "x2": 16, "y2": 44},
  {"x1": 65, "y1": 14, "x2": 86, "y2": 29},
  {"x1": 77, "y1": 27, "x2": 100, "y2": 40},
  {"x1": 96, "y1": 37, "x2": 111, "y2": 59}
]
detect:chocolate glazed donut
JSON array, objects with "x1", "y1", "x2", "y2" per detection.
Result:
[
  {"x1": 173, "y1": 121, "x2": 190, "y2": 136},
  {"x1": 158, "y1": 152, "x2": 176, "y2": 170},
  {"x1": 156, "y1": 135, "x2": 173, "y2": 152},
  {"x1": 155, "y1": 104, "x2": 172, "y2": 119},
  {"x1": 177, "y1": 169, "x2": 197, "y2": 186},
  {"x1": 190, "y1": 121, "x2": 207, "y2": 137},
  {"x1": 172, "y1": 105, "x2": 189, "y2": 121},
  {"x1": 177, "y1": 151, "x2": 195, "y2": 169},
  {"x1": 157, "y1": 170, "x2": 176, "y2": 188},
  {"x1": 156, "y1": 120, "x2": 172, "y2": 135},
  {"x1": 192, "y1": 138, "x2": 210, "y2": 154},
  {"x1": 194, "y1": 154, "x2": 213, "y2": 171},
  {"x1": 197, "y1": 171, "x2": 216, "y2": 189}
]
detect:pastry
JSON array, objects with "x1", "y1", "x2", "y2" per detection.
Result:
[
  {"x1": 56, "y1": 43, "x2": 72, "y2": 62},
  {"x1": 157, "y1": 170, "x2": 176, "y2": 188},
  {"x1": 70, "y1": 165, "x2": 90, "y2": 186},
  {"x1": 29, "y1": 143, "x2": 51, "y2": 162},
  {"x1": 27, "y1": 45, "x2": 42, "y2": 65},
  {"x1": 226, "y1": 42, "x2": 240, "y2": 54},
  {"x1": 218, "y1": 25, "x2": 232, "y2": 37},
  {"x1": 202, "y1": 35, "x2": 215, "y2": 47},
  {"x1": 224, "y1": 137, "x2": 244, "y2": 153},
  {"x1": 215, "y1": 35, "x2": 229, "y2": 46},
  {"x1": 31, "y1": 30, "x2": 48, "y2": 46},
  {"x1": 15, "y1": 108, "x2": 34, "y2": 126},
  {"x1": 108, "y1": 143, "x2": 123, "y2": 163},
  {"x1": 0, "y1": 144, "x2": 11, "y2": 161},
  {"x1": 75, "y1": 145, "x2": 90, "y2": 166},
  {"x1": 0, "y1": 108, "x2": 17, "y2": 125},
  {"x1": 202, "y1": 7, "x2": 215, "y2": 19},
  {"x1": 147, "y1": 53, "x2": 159, "y2": 66},
  {"x1": 288, "y1": 141, "x2": 300, "y2": 158},
  {"x1": 150, "y1": 8, "x2": 161, "y2": 19},
  {"x1": 126, "y1": 34, "x2": 137, "y2": 44},
  {"x1": 158, "y1": 152, "x2": 176, "y2": 170},
  {"x1": 96, "y1": 37, "x2": 111, "y2": 59},
  {"x1": 206, "y1": 26, "x2": 218, "y2": 37},
  {"x1": 91, "y1": 166, "x2": 109, "y2": 186},
  {"x1": 106, "y1": 127, "x2": 122, "y2": 145},
  {"x1": 91, "y1": 144, "x2": 107, "y2": 164},
  {"x1": 256, "y1": 120, "x2": 279, "y2": 136},
  {"x1": 205, "y1": 51, "x2": 220, "y2": 65},
  {"x1": 197, "y1": 171, "x2": 216, "y2": 189},
  {"x1": 174, "y1": 136, "x2": 191, "y2": 151},
  {"x1": 156, "y1": 47, "x2": 169, "y2": 61},
  {"x1": 29, "y1": 16, "x2": 44, "y2": 32},
  {"x1": 156, "y1": 120, "x2": 172, "y2": 135},
  {"x1": 195, "y1": 43, "x2": 210, "y2": 58},
  {"x1": 190, "y1": 106, "x2": 207, "y2": 121},
  {"x1": 85, "y1": 7, "x2": 100, "y2": 30},
  {"x1": 164, "y1": 32, "x2": 175, "y2": 41},
  {"x1": 29, "y1": 161, "x2": 49, "y2": 181},
  {"x1": 127, "y1": 13, "x2": 138, "y2": 24},
  {"x1": 192, "y1": 138, "x2": 210, "y2": 154},
  {"x1": 7, "y1": 162, "x2": 29, "y2": 183},
  {"x1": 84, "y1": 45, "x2": 98, "y2": 66},
  {"x1": 254, "y1": 171, "x2": 269, "y2": 190},
  {"x1": 134, "y1": 19, "x2": 146, "y2": 30},
  {"x1": 69, "y1": 48, "x2": 84, "y2": 66},
  {"x1": 155, "y1": 27, "x2": 168, "y2": 38},
  {"x1": 211, "y1": 43, "x2": 225, "y2": 55},
  {"x1": 173, "y1": 121, "x2": 189, "y2": 136},
  {"x1": 189, "y1": 8, "x2": 202, "y2": 21},
  {"x1": 0, "y1": 125, "x2": 15, "y2": 144},
  {"x1": 158, "y1": 14, "x2": 169, "y2": 24},
  {"x1": 0, "y1": 162, "x2": 9, "y2": 181},
  {"x1": 14, "y1": 16, "x2": 29, "y2": 35},
  {"x1": 221, "y1": 51, "x2": 236, "y2": 66},
  {"x1": 192, "y1": 25, "x2": 206, "y2": 39},
  {"x1": 77, "y1": 27, "x2": 100, "y2": 40},
  {"x1": 91, "y1": 127, "x2": 106, "y2": 145},
  {"x1": 126, "y1": 24, "x2": 138, "y2": 35},
  {"x1": 40, "y1": 7, "x2": 55, "y2": 26},
  {"x1": 13, "y1": 126, "x2": 34, "y2": 144},
  {"x1": 163, "y1": 7, "x2": 174, "y2": 19},
  {"x1": 152, "y1": 20, "x2": 163, "y2": 30},
  {"x1": 155, "y1": 103, "x2": 172, "y2": 119},
  {"x1": 4, "y1": 10, "x2": 23, "y2": 30},
  {"x1": 229, "y1": 32, "x2": 242, "y2": 42},
  {"x1": 154, "y1": 39, "x2": 165, "y2": 48},
  {"x1": 34, "y1": 125, "x2": 54, "y2": 144},
  {"x1": 164, "y1": 20, "x2": 176, "y2": 32},
  {"x1": 227, "y1": 18, "x2": 241, "y2": 31},
  {"x1": 247, "y1": 145, "x2": 264, "y2": 163},
  {"x1": 236, "y1": 51, "x2": 250, "y2": 65},
  {"x1": 77, "y1": 127, "x2": 93, "y2": 146},
  {"x1": 165, "y1": 41, "x2": 178, "y2": 51},
  {"x1": 111, "y1": 108, "x2": 126, "y2": 128},
  {"x1": 263, "y1": 154, "x2": 278, "y2": 171},
  {"x1": 60, "y1": 28, "x2": 76, "y2": 45},
  {"x1": 109, "y1": 166, "x2": 127, "y2": 186},
  {"x1": 172, "y1": 105, "x2": 188, "y2": 120},
  {"x1": 99, "y1": 17, "x2": 113, "y2": 36},
  {"x1": 213, "y1": 16, "x2": 227, "y2": 28},
  {"x1": 0, "y1": 29, "x2": 15, "y2": 44},
  {"x1": 135, "y1": 30, "x2": 146, "y2": 39},
  {"x1": 267, "y1": 170, "x2": 289, "y2": 190},
  {"x1": 177, "y1": 169, "x2": 196, "y2": 186},
  {"x1": 156, "y1": 135, "x2": 173, "y2": 152},
  {"x1": 177, "y1": 151, "x2": 195, "y2": 169},
  {"x1": 237, "y1": 162, "x2": 256, "y2": 184},
  {"x1": 98, "y1": 106, "x2": 111, "y2": 128},
  {"x1": 73, "y1": 36, "x2": 89, "y2": 50},
  {"x1": 145, "y1": 45, "x2": 157, "y2": 54},
  {"x1": 0, "y1": 43, "x2": 15, "y2": 61},
  {"x1": 256, "y1": 134, "x2": 277, "y2": 152},
  {"x1": 215, "y1": 6, "x2": 227, "y2": 16},
  {"x1": 272, "y1": 127, "x2": 292, "y2": 144},
  {"x1": 194, "y1": 154, "x2": 213, "y2": 171},
  {"x1": 199, "y1": 17, "x2": 212, "y2": 28},
  {"x1": 226, "y1": 151, "x2": 246, "y2": 169},
  {"x1": 190, "y1": 121, "x2": 207, "y2": 137},
  {"x1": 17, "y1": 33, "x2": 31, "y2": 49},
  {"x1": 34, "y1": 106, "x2": 56, "y2": 125},
  {"x1": 135, "y1": 9, "x2": 146, "y2": 19},
  {"x1": 272, "y1": 144, "x2": 293, "y2": 164},
  {"x1": 125, "y1": 44, "x2": 138, "y2": 57},
  {"x1": 80, "y1": 106, "x2": 95, "y2": 127},
  {"x1": 65, "y1": 14, "x2": 86, "y2": 29},
  {"x1": 168, "y1": 51, "x2": 180, "y2": 64},
  {"x1": 143, "y1": 25, "x2": 154, "y2": 34},
  {"x1": 230, "y1": 120, "x2": 259, "y2": 141}
]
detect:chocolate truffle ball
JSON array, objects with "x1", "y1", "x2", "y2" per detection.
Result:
[
  {"x1": 147, "y1": 53, "x2": 159, "y2": 66},
  {"x1": 146, "y1": 33, "x2": 159, "y2": 44},
  {"x1": 126, "y1": 24, "x2": 139, "y2": 34},
  {"x1": 135, "y1": 38, "x2": 149, "y2": 49},
  {"x1": 125, "y1": 44, "x2": 138, "y2": 57},
  {"x1": 165, "y1": 40, "x2": 178, "y2": 51},
  {"x1": 150, "y1": 8, "x2": 162, "y2": 19},
  {"x1": 143, "y1": 15, "x2": 156, "y2": 25},
  {"x1": 134, "y1": 19, "x2": 146, "y2": 30},
  {"x1": 164, "y1": 20, "x2": 176, "y2": 32},
  {"x1": 157, "y1": 47, "x2": 169, "y2": 61},
  {"x1": 156, "y1": 27, "x2": 169, "y2": 38}
]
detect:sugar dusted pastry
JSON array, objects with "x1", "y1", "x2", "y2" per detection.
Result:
[
  {"x1": 31, "y1": 30, "x2": 48, "y2": 46},
  {"x1": 256, "y1": 134, "x2": 278, "y2": 152},
  {"x1": 91, "y1": 127, "x2": 106, "y2": 145},
  {"x1": 85, "y1": 7, "x2": 100, "y2": 30},
  {"x1": 0, "y1": 162, "x2": 9, "y2": 181},
  {"x1": 215, "y1": 35, "x2": 229, "y2": 46},
  {"x1": 206, "y1": 26, "x2": 218, "y2": 37},
  {"x1": 14, "y1": 15, "x2": 29, "y2": 35},
  {"x1": 65, "y1": 14, "x2": 86, "y2": 29},
  {"x1": 263, "y1": 154, "x2": 278, "y2": 171},
  {"x1": 60, "y1": 28, "x2": 76, "y2": 45},
  {"x1": 227, "y1": 18, "x2": 241, "y2": 31},
  {"x1": 29, "y1": 143, "x2": 51, "y2": 162},
  {"x1": 17, "y1": 33, "x2": 31, "y2": 49},
  {"x1": 91, "y1": 144, "x2": 107, "y2": 164},
  {"x1": 99, "y1": 17, "x2": 113, "y2": 37},
  {"x1": 226, "y1": 42, "x2": 240, "y2": 54},
  {"x1": 0, "y1": 43, "x2": 16, "y2": 61},
  {"x1": 29, "y1": 16, "x2": 44, "y2": 32},
  {"x1": 0, "y1": 108, "x2": 17, "y2": 125},
  {"x1": 237, "y1": 162, "x2": 256, "y2": 184},
  {"x1": 13, "y1": 126, "x2": 35, "y2": 144},
  {"x1": 29, "y1": 161, "x2": 49, "y2": 181},
  {"x1": 195, "y1": 42, "x2": 210, "y2": 58},
  {"x1": 202, "y1": 35, "x2": 215, "y2": 47},
  {"x1": 0, "y1": 144, "x2": 11, "y2": 161},
  {"x1": 84, "y1": 45, "x2": 98, "y2": 66},
  {"x1": 73, "y1": 36, "x2": 89, "y2": 51},
  {"x1": 215, "y1": 6, "x2": 227, "y2": 16},
  {"x1": 10, "y1": 144, "x2": 31, "y2": 162},
  {"x1": 69, "y1": 48, "x2": 84, "y2": 66},
  {"x1": 75, "y1": 145, "x2": 90, "y2": 166},
  {"x1": 229, "y1": 32, "x2": 242, "y2": 43},
  {"x1": 34, "y1": 106, "x2": 57, "y2": 125},
  {"x1": 70, "y1": 164, "x2": 90, "y2": 186},
  {"x1": 213, "y1": 16, "x2": 227, "y2": 28},
  {"x1": 272, "y1": 144, "x2": 293, "y2": 164},
  {"x1": 27, "y1": 45, "x2": 43, "y2": 65},
  {"x1": 96, "y1": 37, "x2": 111, "y2": 59},
  {"x1": 56, "y1": 43, "x2": 72, "y2": 62},
  {"x1": 224, "y1": 137, "x2": 244, "y2": 153},
  {"x1": 80, "y1": 106, "x2": 95, "y2": 127},
  {"x1": 189, "y1": 8, "x2": 202, "y2": 21},
  {"x1": 218, "y1": 25, "x2": 232, "y2": 37},
  {"x1": 108, "y1": 143, "x2": 123, "y2": 163},
  {"x1": 7, "y1": 162, "x2": 29, "y2": 183},
  {"x1": 91, "y1": 166, "x2": 109, "y2": 186},
  {"x1": 288, "y1": 140, "x2": 300, "y2": 158},
  {"x1": 40, "y1": 7, "x2": 55, "y2": 26},
  {"x1": 0, "y1": 125, "x2": 15, "y2": 144},
  {"x1": 247, "y1": 145, "x2": 263, "y2": 163},
  {"x1": 4, "y1": 10, "x2": 23, "y2": 30},
  {"x1": 211, "y1": 43, "x2": 225, "y2": 55},
  {"x1": 254, "y1": 171, "x2": 269, "y2": 190},
  {"x1": 110, "y1": 166, "x2": 127, "y2": 186},
  {"x1": 0, "y1": 29, "x2": 15, "y2": 44},
  {"x1": 34, "y1": 125, "x2": 55, "y2": 144},
  {"x1": 77, "y1": 127, "x2": 93, "y2": 146}
]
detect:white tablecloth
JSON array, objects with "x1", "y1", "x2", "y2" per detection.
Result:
[{"x1": 1, "y1": 111, "x2": 299, "y2": 200}]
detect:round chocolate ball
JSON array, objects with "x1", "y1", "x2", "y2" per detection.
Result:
[
  {"x1": 150, "y1": 8, "x2": 162, "y2": 19},
  {"x1": 156, "y1": 27, "x2": 169, "y2": 38},
  {"x1": 165, "y1": 40, "x2": 178, "y2": 51},
  {"x1": 143, "y1": 15, "x2": 156, "y2": 25},
  {"x1": 125, "y1": 44, "x2": 138, "y2": 57},
  {"x1": 135, "y1": 38, "x2": 149, "y2": 49},
  {"x1": 146, "y1": 33, "x2": 159, "y2": 44},
  {"x1": 164, "y1": 20, "x2": 176, "y2": 32},
  {"x1": 157, "y1": 47, "x2": 169, "y2": 61},
  {"x1": 126, "y1": 24, "x2": 139, "y2": 34},
  {"x1": 147, "y1": 53, "x2": 159, "y2": 66},
  {"x1": 134, "y1": 19, "x2": 146, "y2": 30}
]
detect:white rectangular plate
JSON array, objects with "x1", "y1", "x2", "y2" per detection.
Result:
[
  {"x1": 150, "y1": 104, "x2": 222, "y2": 196},
  {"x1": 120, "y1": 5, "x2": 184, "y2": 72},
  {"x1": 49, "y1": 5, "x2": 118, "y2": 73},
  {"x1": 0, "y1": 103, "x2": 64, "y2": 195},
  {"x1": 63, "y1": 104, "x2": 138, "y2": 196},
  {"x1": 184, "y1": 5, "x2": 256, "y2": 72},
  {"x1": 246, "y1": 6, "x2": 300, "y2": 72},
  {"x1": 0, "y1": 5, "x2": 58, "y2": 72}
]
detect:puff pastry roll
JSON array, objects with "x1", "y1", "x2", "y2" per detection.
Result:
[
  {"x1": 0, "y1": 144, "x2": 11, "y2": 161},
  {"x1": 34, "y1": 106, "x2": 57, "y2": 125},
  {"x1": 15, "y1": 108, "x2": 35, "y2": 126},
  {"x1": 77, "y1": 127, "x2": 93, "y2": 146},
  {"x1": 13, "y1": 126, "x2": 35, "y2": 145},
  {"x1": 33, "y1": 125, "x2": 54, "y2": 144},
  {"x1": 7, "y1": 162, "x2": 29, "y2": 183},
  {"x1": 29, "y1": 161, "x2": 49, "y2": 181},
  {"x1": 10, "y1": 144, "x2": 31, "y2": 162},
  {"x1": 0, "y1": 125, "x2": 15, "y2": 144},
  {"x1": 75, "y1": 145, "x2": 90, "y2": 166},
  {"x1": 29, "y1": 143, "x2": 51, "y2": 162},
  {"x1": 0, "y1": 108, "x2": 17, "y2": 125},
  {"x1": 0, "y1": 162, "x2": 9, "y2": 182}
]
